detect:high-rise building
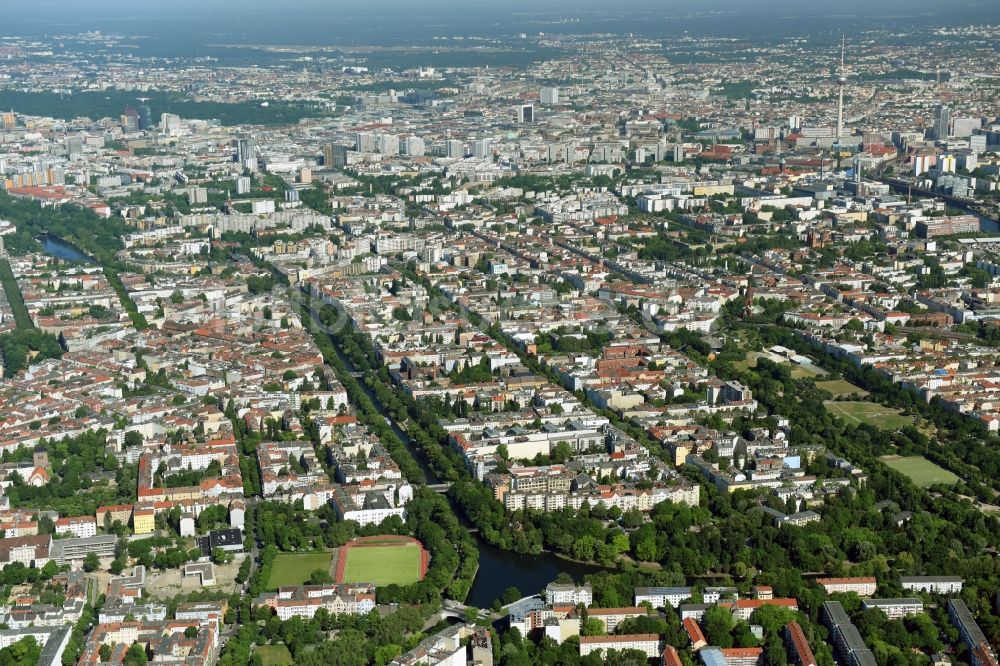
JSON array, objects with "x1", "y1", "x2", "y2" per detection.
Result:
[
  {"x1": 952, "y1": 117, "x2": 981, "y2": 138},
  {"x1": 404, "y1": 136, "x2": 425, "y2": 157},
  {"x1": 1, "y1": 111, "x2": 16, "y2": 128},
  {"x1": 378, "y1": 133, "x2": 399, "y2": 155},
  {"x1": 235, "y1": 136, "x2": 258, "y2": 171},
  {"x1": 121, "y1": 107, "x2": 140, "y2": 132},
  {"x1": 66, "y1": 137, "x2": 84, "y2": 161},
  {"x1": 160, "y1": 113, "x2": 181, "y2": 135},
  {"x1": 137, "y1": 104, "x2": 152, "y2": 130},
  {"x1": 473, "y1": 138, "x2": 493, "y2": 159},
  {"x1": 186, "y1": 187, "x2": 208, "y2": 205},
  {"x1": 331, "y1": 145, "x2": 349, "y2": 168},
  {"x1": 540, "y1": 87, "x2": 559, "y2": 105},
  {"x1": 519, "y1": 104, "x2": 535, "y2": 123},
  {"x1": 446, "y1": 140, "x2": 465, "y2": 158},
  {"x1": 355, "y1": 132, "x2": 377, "y2": 153},
  {"x1": 236, "y1": 176, "x2": 252, "y2": 195},
  {"x1": 932, "y1": 106, "x2": 950, "y2": 140}
]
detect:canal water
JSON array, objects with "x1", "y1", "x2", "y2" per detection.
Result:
[
  {"x1": 40, "y1": 235, "x2": 96, "y2": 263},
  {"x1": 331, "y1": 338, "x2": 609, "y2": 607}
]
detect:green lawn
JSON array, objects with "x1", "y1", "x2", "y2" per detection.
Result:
[
  {"x1": 343, "y1": 544, "x2": 422, "y2": 587},
  {"x1": 267, "y1": 552, "x2": 333, "y2": 589},
  {"x1": 880, "y1": 455, "x2": 960, "y2": 487},
  {"x1": 824, "y1": 401, "x2": 914, "y2": 430},
  {"x1": 255, "y1": 644, "x2": 293, "y2": 666},
  {"x1": 816, "y1": 379, "x2": 869, "y2": 398}
]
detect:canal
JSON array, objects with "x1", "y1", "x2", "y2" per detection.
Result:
[
  {"x1": 39, "y1": 235, "x2": 96, "y2": 263},
  {"x1": 325, "y1": 327, "x2": 609, "y2": 607}
]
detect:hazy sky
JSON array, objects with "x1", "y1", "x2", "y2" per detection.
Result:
[
  {"x1": 4, "y1": 0, "x2": 993, "y2": 19},
  {"x1": 2, "y1": 0, "x2": 996, "y2": 42}
]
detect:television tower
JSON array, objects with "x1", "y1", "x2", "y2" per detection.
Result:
[{"x1": 835, "y1": 35, "x2": 847, "y2": 149}]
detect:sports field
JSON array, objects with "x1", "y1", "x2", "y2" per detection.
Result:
[
  {"x1": 824, "y1": 401, "x2": 913, "y2": 430},
  {"x1": 267, "y1": 551, "x2": 333, "y2": 589},
  {"x1": 880, "y1": 455, "x2": 960, "y2": 487},
  {"x1": 342, "y1": 544, "x2": 422, "y2": 586},
  {"x1": 255, "y1": 644, "x2": 293, "y2": 666},
  {"x1": 815, "y1": 379, "x2": 869, "y2": 398},
  {"x1": 335, "y1": 536, "x2": 428, "y2": 587}
]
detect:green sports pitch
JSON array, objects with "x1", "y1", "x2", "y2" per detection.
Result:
[
  {"x1": 341, "y1": 543, "x2": 423, "y2": 587},
  {"x1": 824, "y1": 400, "x2": 914, "y2": 430},
  {"x1": 267, "y1": 552, "x2": 333, "y2": 589},
  {"x1": 880, "y1": 455, "x2": 960, "y2": 487}
]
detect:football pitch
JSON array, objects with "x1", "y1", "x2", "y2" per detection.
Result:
[
  {"x1": 342, "y1": 544, "x2": 423, "y2": 586},
  {"x1": 267, "y1": 552, "x2": 333, "y2": 589},
  {"x1": 880, "y1": 455, "x2": 960, "y2": 487},
  {"x1": 824, "y1": 400, "x2": 913, "y2": 430}
]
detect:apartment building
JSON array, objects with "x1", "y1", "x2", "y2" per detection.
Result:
[
  {"x1": 785, "y1": 621, "x2": 817, "y2": 666},
  {"x1": 254, "y1": 583, "x2": 376, "y2": 620},
  {"x1": 901, "y1": 576, "x2": 964, "y2": 594},
  {"x1": 948, "y1": 599, "x2": 1000, "y2": 666},
  {"x1": 817, "y1": 577, "x2": 877, "y2": 597},
  {"x1": 634, "y1": 586, "x2": 692, "y2": 609},
  {"x1": 579, "y1": 634, "x2": 661, "y2": 659},
  {"x1": 823, "y1": 601, "x2": 877, "y2": 666},
  {"x1": 861, "y1": 598, "x2": 923, "y2": 619},
  {"x1": 585, "y1": 606, "x2": 648, "y2": 633},
  {"x1": 545, "y1": 582, "x2": 592, "y2": 607}
]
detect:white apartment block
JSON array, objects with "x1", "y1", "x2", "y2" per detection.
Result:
[
  {"x1": 579, "y1": 634, "x2": 661, "y2": 658},
  {"x1": 900, "y1": 576, "x2": 964, "y2": 594},
  {"x1": 861, "y1": 598, "x2": 923, "y2": 620},
  {"x1": 817, "y1": 577, "x2": 878, "y2": 597},
  {"x1": 545, "y1": 583, "x2": 592, "y2": 607},
  {"x1": 634, "y1": 587, "x2": 692, "y2": 609},
  {"x1": 54, "y1": 516, "x2": 97, "y2": 539}
]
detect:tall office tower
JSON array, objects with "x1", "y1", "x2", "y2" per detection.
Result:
[
  {"x1": 137, "y1": 103, "x2": 152, "y2": 130},
  {"x1": 519, "y1": 104, "x2": 535, "y2": 123},
  {"x1": 66, "y1": 137, "x2": 84, "y2": 161},
  {"x1": 446, "y1": 140, "x2": 465, "y2": 158},
  {"x1": 932, "y1": 105, "x2": 951, "y2": 140},
  {"x1": 160, "y1": 113, "x2": 181, "y2": 135},
  {"x1": 473, "y1": 138, "x2": 493, "y2": 159},
  {"x1": 121, "y1": 107, "x2": 140, "y2": 131},
  {"x1": 186, "y1": 187, "x2": 208, "y2": 205},
  {"x1": 834, "y1": 36, "x2": 847, "y2": 147},
  {"x1": 235, "y1": 136, "x2": 258, "y2": 171},
  {"x1": 405, "y1": 136, "x2": 425, "y2": 157},
  {"x1": 236, "y1": 176, "x2": 252, "y2": 195},
  {"x1": 788, "y1": 115, "x2": 802, "y2": 132},
  {"x1": 540, "y1": 87, "x2": 559, "y2": 105},
  {"x1": 378, "y1": 133, "x2": 399, "y2": 155},
  {"x1": 322, "y1": 143, "x2": 335, "y2": 166},
  {"x1": 331, "y1": 145, "x2": 349, "y2": 168},
  {"x1": 952, "y1": 117, "x2": 982, "y2": 138},
  {"x1": 355, "y1": 132, "x2": 377, "y2": 153},
  {"x1": 0, "y1": 111, "x2": 14, "y2": 129}
]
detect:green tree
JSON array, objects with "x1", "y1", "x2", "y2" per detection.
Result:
[
  {"x1": 703, "y1": 606, "x2": 735, "y2": 647},
  {"x1": 82, "y1": 551, "x2": 100, "y2": 573},
  {"x1": 123, "y1": 643, "x2": 148, "y2": 666}
]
